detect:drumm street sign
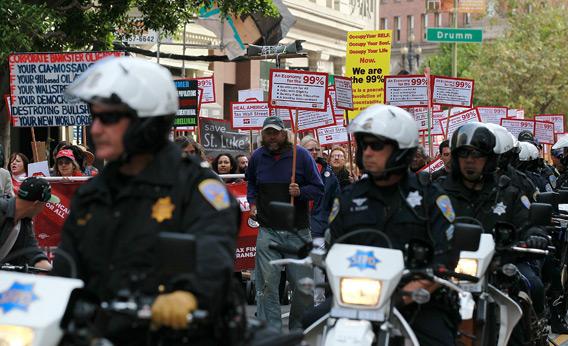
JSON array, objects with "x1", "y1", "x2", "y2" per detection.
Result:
[{"x1": 427, "y1": 28, "x2": 483, "y2": 43}]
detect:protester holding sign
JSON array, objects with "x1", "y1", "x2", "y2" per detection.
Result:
[
  {"x1": 246, "y1": 116, "x2": 323, "y2": 332},
  {"x1": 53, "y1": 149, "x2": 83, "y2": 177}
]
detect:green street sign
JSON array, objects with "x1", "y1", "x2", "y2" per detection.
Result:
[{"x1": 427, "y1": 28, "x2": 483, "y2": 43}]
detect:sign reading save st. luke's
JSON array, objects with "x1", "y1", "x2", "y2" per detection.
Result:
[{"x1": 427, "y1": 28, "x2": 483, "y2": 43}]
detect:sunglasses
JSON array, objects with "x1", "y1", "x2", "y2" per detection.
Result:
[
  {"x1": 360, "y1": 140, "x2": 388, "y2": 151},
  {"x1": 456, "y1": 149, "x2": 486, "y2": 159},
  {"x1": 91, "y1": 111, "x2": 133, "y2": 125}
]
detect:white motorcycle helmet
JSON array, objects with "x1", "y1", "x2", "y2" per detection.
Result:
[
  {"x1": 348, "y1": 104, "x2": 418, "y2": 178},
  {"x1": 518, "y1": 141, "x2": 540, "y2": 161},
  {"x1": 485, "y1": 123, "x2": 515, "y2": 155},
  {"x1": 65, "y1": 57, "x2": 179, "y2": 159},
  {"x1": 553, "y1": 136, "x2": 568, "y2": 150}
]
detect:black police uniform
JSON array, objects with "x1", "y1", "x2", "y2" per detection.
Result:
[
  {"x1": 499, "y1": 165, "x2": 538, "y2": 201},
  {"x1": 330, "y1": 172, "x2": 459, "y2": 346},
  {"x1": 52, "y1": 143, "x2": 240, "y2": 345}
]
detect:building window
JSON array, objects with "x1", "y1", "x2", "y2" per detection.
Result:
[
  {"x1": 422, "y1": 14, "x2": 429, "y2": 39},
  {"x1": 435, "y1": 12, "x2": 442, "y2": 27},
  {"x1": 407, "y1": 15, "x2": 415, "y2": 37},
  {"x1": 394, "y1": 16, "x2": 401, "y2": 42},
  {"x1": 464, "y1": 13, "x2": 471, "y2": 25},
  {"x1": 380, "y1": 18, "x2": 388, "y2": 30},
  {"x1": 326, "y1": 0, "x2": 332, "y2": 8}
]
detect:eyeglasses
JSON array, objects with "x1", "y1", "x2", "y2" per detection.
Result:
[
  {"x1": 456, "y1": 149, "x2": 486, "y2": 159},
  {"x1": 331, "y1": 154, "x2": 345, "y2": 159},
  {"x1": 360, "y1": 140, "x2": 387, "y2": 151},
  {"x1": 91, "y1": 111, "x2": 133, "y2": 125}
]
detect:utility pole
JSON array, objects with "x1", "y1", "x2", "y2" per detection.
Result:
[{"x1": 452, "y1": 0, "x2": 458, "y2": 77}]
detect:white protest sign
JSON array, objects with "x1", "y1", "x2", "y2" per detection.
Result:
[
  {"x1": 433, "y1": 110, "x2": 449, "y2": 119},
  {"x1": 476, "y1": 106, "x2": 508, "y2": 125},
  {"x1": 328, "y1": 88, "x2": 344, "y2": 116},
  {"x1": 195, "y1": 77, "x2": 216, "y2": 103},
  {"x1": 384, "y1": 75, "x2": 429, "y2": 107},
  {"x1": 507, "y1": 109, "x2": 517, "y2": 118},
  {"x1": 517, "y1": 109, "x2": 525, "y2": 119},
  {"x1": 231, "y1": 102, "x2": 270, "y2": 130},
  {"x1": 418, "y1": 158, "x2": 445, "y2": 174},
  {"x1": 334, "y1": 76, "x2": 354, "y2": 110},
  {"x1": 8, "y1": 51, "x2": 124, "y2": 127},
  {"x1": 500, "y1": 118, "x2": 535, "y2": 138},
  {"x1": 270, "y1": 108, "x2": 293, "y2": 123},
  {"x1": 238, "y1": 88, "x2": 263, "y2": 102},
  {"x1": 269, "y1": 69, "x2": 328, "y2": 111},
  {"x1": 409, "y1": 107, "x2": 430, "y2": 131},
  {"x1": 28, "y1": 161, "x2": 50, "y2": 177},
  {"x1": 432, "y1": 76, "x2": 474, "y2": 108},
  {"x1": 431, "y1": 118, "x2": 445, "y2": 136},
  {"x1": 317, "y1": 124, "x2": 349, "y2": 146},
  {"x1": 292, "y1": 97, "x2": 336, "y2": 131},
  {"x1": 450, "y1": 107, "x2": 470, "y2": 116},
  {"x1": 445, "y1": 108, "x2": 481, "y2": 139},
  {"x1": 334, "y1": 116, "x2": 346, "y2": 127},
  {"x1": 534, "y1": 120, "x2": 555, "y2": 144},
  {"x1": 535, "y1": 114, "x2": 565, "y2": 134}
]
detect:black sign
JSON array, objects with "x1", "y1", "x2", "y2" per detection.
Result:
[
  {"x1": 199, "y1": 117, "x2": 253, "y2": 159},
  {"x1": 174, "y1": 79, "x2": 198, "y2": 127}
]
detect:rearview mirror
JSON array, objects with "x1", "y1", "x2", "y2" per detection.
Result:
[
  {"x1": 269, "y1": 201, "x2": 295, "y2": 230},
  {"x1": 529, "y1": 202, "x2": 553, "y2": 226},
  {"x1": 452, "y1": 223, "x2": 482, "y2": 252}
]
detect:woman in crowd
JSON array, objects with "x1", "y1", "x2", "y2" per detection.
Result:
[
  {"x1": 174, "y1": 136, "x2": 207, "y2": 161},
  {"x1": 329, "y1": 146, "x2": 353, "y2": 190},
  {"x1": 212, "y1": 153, "x2": 241, "y2": 183},
  {"x1": 9, "y1": 153, "x2": 29, "y2": 181},
  {"x1": 53, "y1": 149, "x2": 83, "y2": 177},
  {"x1": 77, "y1": 145, "x2": 98, "y2": 176}
]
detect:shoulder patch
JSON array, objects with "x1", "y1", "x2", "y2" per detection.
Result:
[
  {"x1": 329, "y1": 198, "x2": 340, "y2": 224},
  {"x1": 436, "y1": 195, "x2": 455, "y2": 223},
  {"x1": 520, "y1": 195, "x2": 531, "y2": 209},
  {"x1": 198, "y1": 179, "x2": 230, "y2": 210}
]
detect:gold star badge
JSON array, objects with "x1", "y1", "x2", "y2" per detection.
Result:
[{"x1": 152, "y1": 197, "x2": 175, "y2": 223}]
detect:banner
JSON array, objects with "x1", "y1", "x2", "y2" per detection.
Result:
[
  {"x1": 535, "y1": 114, "x2": 565, "y2": 134},
  {"x1": 346, "y1": 30, "x2": 392, "y2": 119},
  {"x1": 500, "y1": 118, "x2": 535, "y2": 138},
  {"x1": 384, "y1": 75, "x2": 429, "y2": 107},
  {"x1": 432, "y1": 76, "x2": 474, "y2": 108},
  {"x1": 8, "y1": 51, "x2": 124, "y2": 127},
  {"x1": 445, "y1": 108, "x2": 480, "y2": 139},
  {"x1": 226, "y1": 182, "x2": 259, "y2": 271},
  {"x1": 199, "y1": 118, "x2": 251, "y2": 159},
  {"x1": 334, "y1": 76, "x2": 354, "y2": 110},
  {"x1": 269, "y1": 69, "x2": 329, "y2": 111},
  {"x1": 534, "y1": 120, "x2": 555, "y2": 145},
  {"x1": 231, "y1": 101, "x2": 270, "y2": 130},
  {"x1": 195, "y1": 76, "x2": 216, "y2": 104},
  {"x1": 476, "y1": 106, "x2": 508, "y2": 125},
  {"x1": 292, "y1": 97, "x2": 336, "y2": 132},
  {"x1": 174, "y1": 79, "x2": 199, "y2": 127}
]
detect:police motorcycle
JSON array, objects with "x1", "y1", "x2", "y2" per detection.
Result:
[
  {"x1": 265, "y1": 202, "x2": 481, "y2": 346},
  {"x1": 0, "y1": 233, "x2": 304, "y2": 346}
]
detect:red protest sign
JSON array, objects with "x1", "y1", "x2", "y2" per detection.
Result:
[
  {"x1": 418, "y1": 158, "x2": 445, "y2": 174},
  {"x1": 500, "y1": 118, "x2": 535, "y2": 138},
  {"x1": 535, "y1": 114, "x2": 565, "y2": 134},
  {"x1": 334, "y1": 76, "x2": 354, "y2": 110},
  {"x1": 384, "y1": 75, "x2": 429, "y2": 107},
  {"x1": 194, "y1": 76, "x2": 216, "y2": 103},
  {"x1": 269, "y1": 69, "x2": 329, "y2": 111},
  {"x1": 476, "y1": 106, "x2": 508, "y2": 125},
  {"x1": 444, "y1": 108, "x2": 480, "y2": 139},
  {"x1": 431, "y1": 76, "x2": 475, "y2": 108},
  {"x1": 226, "y1": 181, "x2": 259, "y2": 271},
  {"x1": 230, "y1": 101, "x2": 270, "y2": 130},
  {"x1": 430, "y1": 118, "x2": 445, "y2": 136},
  {"x1": 291, "y1": 97, "x2": 336, "y2": 132},
  {"x1": 408, "y1": 107, "x2": 431, "y2": 131},
  {"x1": 317, "y1": 119, "x2": 349, "y2": 146},
  {"x1": 534, "y1": 120, "x2": 555, "y2": 144},
  {"x1": 328, "y1": 87, "x2": 345, "y2": 117}
]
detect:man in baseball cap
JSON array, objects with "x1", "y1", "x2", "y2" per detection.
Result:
[
  {"x1": 0, "y1": 177, "x2": 54, "y2": 270},
  {"x1": 262, "y1": 116, "x2": 285, "y2": 132}
]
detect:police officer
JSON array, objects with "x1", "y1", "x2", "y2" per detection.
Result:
[
  {"x1": 553, "y1": 136, "x2": 568, "y2": 189},
  {"x1": 514, "y1": 141, "x2": 552, "y2": 193},
  {"x1": 518, "y1": 130, "x2": 558, "y2": 190},
  {"x1": 51, "y1": 57, "x2": 239, "y2": 345},
  {"x1": 329, "y1": 105, "x2": 459, "y2": 345}
]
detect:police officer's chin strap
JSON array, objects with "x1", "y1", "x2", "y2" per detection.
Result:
[{"x1": 366, "y1": 165, "x2": 407, "y2": 181}]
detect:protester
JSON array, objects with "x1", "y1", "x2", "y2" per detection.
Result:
[
  {"x1": 174, "y1": 136, "x2": 207, "y2": 161},
  {"x1": 235, "y1": 154, "x2": 249, "y2": 174},
  {"x1": 431, "y1": 140, "x2": 451, "y2": 181},
  {"x1": 53, "y1": 149, "x2": 83, "y2": 177},
  {"x1": 246, "y1": 115, "x2": 323, "y2": 331},
  {"x1": 77, "y1": 145, "x2": 99, "y2": 176},
  {"x1": 410, "y1": 145, "x2": 429, "y2": 172},
  {"x1": 213, "y1": 153, "x2": 241, "y2": 183},
  {"x1": 300, "y1": 136, "x2": 339, "y2": 305},
  {"x1": 329, "y1": 146, "x2": 352, "y2": 190},
  {"x1": 9, "y1": 153, "x2": 28, "y2": 180},
  {"x1": 0, "y1": 167, "x2": 13, "y2": 197},
  {"x1": 0, "y1": 177, "x2": 55, "y2": 270},
  {"x1": 52, "y1": 57, "x2": 239, "y2": 345}
]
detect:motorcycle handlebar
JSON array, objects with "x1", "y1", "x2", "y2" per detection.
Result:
[
  {"x1": 100, "y1": 301, "x2": 209, "y2": 324},
  {"x1": 436, "y1": 270, "x2": 480, "y2": 283},
  {"x1": 510, "y1": 246, "x2": 550, "y2": 255}
]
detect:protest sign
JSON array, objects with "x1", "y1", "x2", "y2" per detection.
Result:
[
  {"x1": 500, "y1": 118, "x2": 535, "y2": 138},
  {"x1": 8, "y1": 51, "x2": 124, "y2": 127},
  {"x1": 28, "y1": 161, "x2": 50, "y2": 177},
  {"x1": 227, "y1": 181, "x2": 259, "y2": 271},
  {"x1": 194, "y1": 76, "x2": 216, "y2": 103},
  {"x1": 517, "y1": 109, "x2": 525, "y2": 119},
  {"x1": 433, "y1": 110, "x2": 449, "y2": 119},
  {"x1": 534, "y1": 120, "x2": 555, "y2": 145},
  {"x1": 535, "y1": 114, "x2": 565, "y2": 134},
  {"x1": 269, "y1": 69, "x2": 328, "y2": 111},
  {"x1": 418, "y1": 158, "x2": 445, "y2": 174},
  {"x1": 346, "y1": 30, "x2": 392, "y2": 118},
  {"x1": 431, "y1": 118, "x2": 446, "y2": 136},
  {"x1": 409, "y1": 107, "x2": 430, "y2": 131},
  {"x1": 238, "y1": 88, "x2": 263, "y2": 102},
  {"x1": 291, "y1": 97, "x2": 336, "y2": 132},
  {"x1": 445, "y1": 108, "x2": 480, "y2": 139},
  {"x1": 334, "y1": 76, "x2": 354, "y2": 110},
  {"x1": 328, "y1": 87, "x2": 345, "y2": 117},
  {"x1": 174, "y1": 79, "x2": 199, "y2": 127},
  {"x1": 384, "y1": 75, "x2": 429, "y2": 107},
  {"x1": 317, "y1": 124, "x2": 349, "y2": 146},
  {"x1": 231, "y1": 101, "x2": 270, "y2": 130},
  {"x1": 199, "y1": 117, "x2": 251, "y2": 159},
  {"x1": 432, "y1": 76, "x2": 474, "y2": 108},
  {"x1": 476, "y1": 106, "x2": 508, "y2": 125}
]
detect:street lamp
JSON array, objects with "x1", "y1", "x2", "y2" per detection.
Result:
[{"x1": 400, "y1": 33, "x2": 422, "y2": 73}]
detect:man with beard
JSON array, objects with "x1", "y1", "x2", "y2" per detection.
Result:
[{"x1": 246, "y1": 116, "x2": 323, "y2": 331}]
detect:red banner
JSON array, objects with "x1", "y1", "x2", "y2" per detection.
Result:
[{"x1": 226, "y1": 181, "x2": 259, "y2": 271}]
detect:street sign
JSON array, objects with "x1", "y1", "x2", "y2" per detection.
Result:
[{"x1": 427, "y1": 28, "x2": 483, "y2": 43}]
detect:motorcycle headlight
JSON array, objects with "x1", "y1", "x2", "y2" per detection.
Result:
[
  {"x1": 0, "y1": 325, "x2": 34, "y2": 346},
  {"x1": 340, "y1": 278, "x2": 381, "y2": 306},
  {"x1": 455, "y1": 258, "x2": 478, "y2": 277}
]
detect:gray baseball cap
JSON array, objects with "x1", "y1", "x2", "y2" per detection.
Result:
[{"x1": 262, "y1": 116, "x2": 285, "y2": 131}]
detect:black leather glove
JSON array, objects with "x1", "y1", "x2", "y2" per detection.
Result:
[{"x1": 525, "y1": 235, "x2": 549, "y2": 249}]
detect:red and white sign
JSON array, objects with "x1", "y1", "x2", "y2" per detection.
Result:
[
  {"x1": 432, "y1": 76, "x2": 474, "y2": 108},
  {"x1": 384, "y1": 75, "x2": 429, "y2": 107},
  {"x1": 476, "y1": 106, "x2": 508, "y2": 125},
  {"x1": 433, "y1": 110, "x2": 449, "y2": 119},
  {"x1": 230, "y1": 101, "x2": 270, "y2": 130},
  {"x1": 500, "y1": 118, "x2": 535, "y2": 138},
  {"x1": 431, "y1": 118, "x2": 446, "y2": 136},
  {"x1": 409, "y1": 107, "x2": 430, "y2": 131},
  {"x1": 535, "y1": 114, "x2": 565, "y2": 134},
  {"x1": 328, "y1": 87, "x2": 344, "y2": 117},
  {"x1": 269, "y1": 69, "x2": 329, "y2": 111},
  {"x1": 534, "y1": 120, "x2": 555, "y2": 144},
  {"x1": 317, "y1": 122, "x2": 349, "y2": 146},
  {"x1": 445, "y1": 108, "x2": 481, "y2": 139},
  {"x1": 334, "y1": 76, "x2": 354, "y2": 110},
  {"x1": 517, "y1": 109, "x2": 525, "y2": 119},
  {"x1": 418, "y1": 158, "x2": 445, "y2": 174},
  {"x1": 292, "y1": 97, "x2": 336, "y2": 131},
  {"x1": 195, "y1": 76, "x2": 216, "y2": 103}
]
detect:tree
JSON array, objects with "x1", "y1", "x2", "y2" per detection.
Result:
[{"x1": 422, "y1": 43, "x2": 482, "y2": 79}]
